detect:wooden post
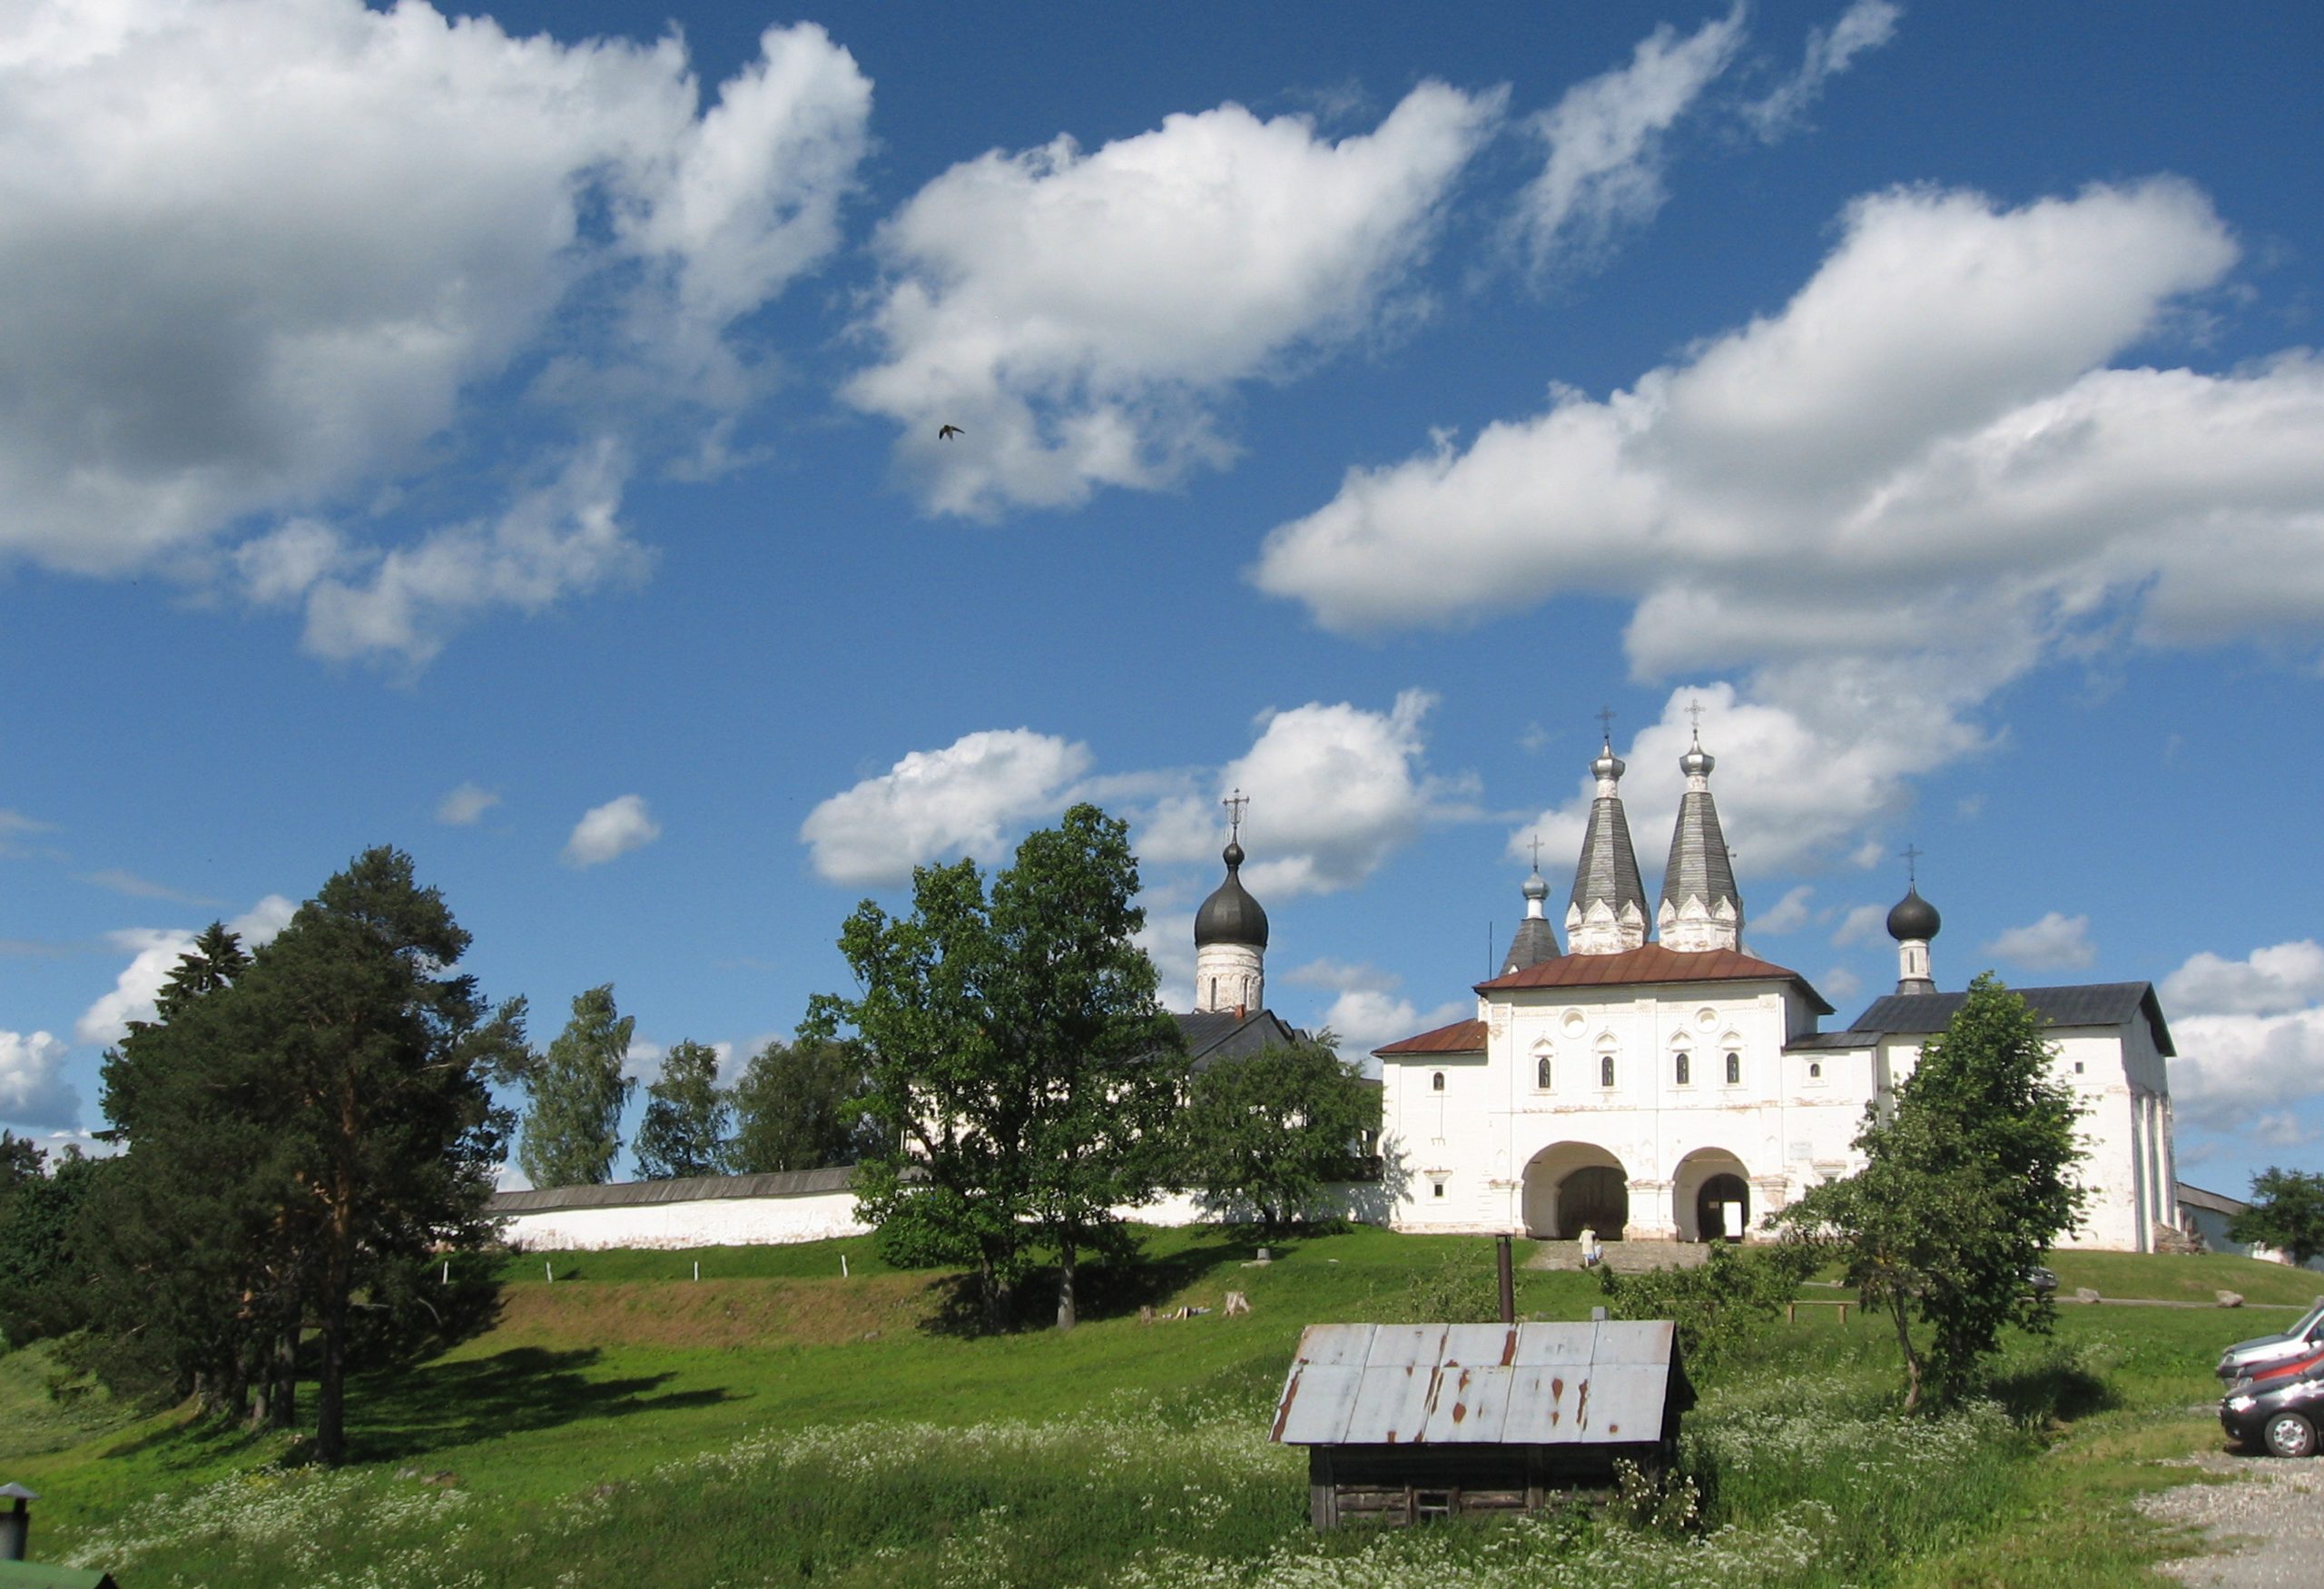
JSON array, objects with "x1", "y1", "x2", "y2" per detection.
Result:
[{"x1": 1496, "y1": 1233, "x2": 1515, "y2": 1324}]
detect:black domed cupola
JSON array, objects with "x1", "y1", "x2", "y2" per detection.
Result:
[
  {"x1": 1194, "y1": 838, "x2": 1269, "y2": 949},
  {"x1": 1194, "y1": 793, "x2": 1268, "y2": 1014}
]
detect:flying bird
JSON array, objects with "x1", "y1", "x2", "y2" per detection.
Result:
[{"x1": 938, "y1": 423, "x2": 963, "y2": 440}]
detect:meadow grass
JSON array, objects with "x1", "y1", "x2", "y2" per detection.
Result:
[{"x1": 1, "y1": 1229, "x2": 2304, "y2": 1585}]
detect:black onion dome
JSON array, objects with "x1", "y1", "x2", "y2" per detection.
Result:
[
  {"x1": 1194, "y1": 844, "x2": 1269, "y2": 948},
  {"x1": 1886, "y1": 886, "x2": 1942, "y2": 942}
]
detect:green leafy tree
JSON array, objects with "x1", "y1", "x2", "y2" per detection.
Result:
[
  {"x1": 0, "y1": 1143, "x2": 108, "y2": 1350},
  {"x1": 1777, "y1": 974, "x2": 2084, "y2": 1409},
  {"x1": 635, "y1": 1039, "x2": 734, "y2": 1179},
  {"x1": 730, "y1": 1036, "x2": 871, "y2": 1173},
  {"x1": 1599, "y1": 1240, "x2": 1821, "y2": 1371},
  {"x1": 1178, "y1": 1032, "x2": 1376, "y2": 1229},
  {"x1": 826, "y1": 804, "x2": 1184, "y2": 1332},
  {"x1": 519, "y1": 984, "x2": 635, "y2": 1189},
  {"x1": 2230, "y1": 1169, "x2": 2324, "y2": 1267}
]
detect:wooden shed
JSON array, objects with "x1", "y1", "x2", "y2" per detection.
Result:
[{"x1": 1269, "y1": 1319, "x2": 1691, "y2": 1528}]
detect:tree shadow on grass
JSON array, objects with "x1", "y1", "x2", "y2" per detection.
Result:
[
  {"x1": 915, "y1": 1230, "x2": 1262, "y2": 1337},
  {"x1": 1983, "y1": 1355, "x2": 2121, "y2": 1424},
  {"x1": 349, "y1": 1346, "x2": 736, "y2": 1463}
]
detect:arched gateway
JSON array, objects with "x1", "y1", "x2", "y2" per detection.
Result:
[
  {"x1": 1673, "y1": 1148, "x2": 1752, "y2": 1241},
  {"x1": 1520, "y1": 1142, "x2": 1630, "y2": 1240}
]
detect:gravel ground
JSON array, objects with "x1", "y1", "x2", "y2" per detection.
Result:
[{"x1": 2142, "y1": 1446, "x2": 2324, "y2": 1587}]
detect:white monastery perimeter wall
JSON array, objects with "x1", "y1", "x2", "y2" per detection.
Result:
[{"x1": 492, "y1": 1174, "x2": 1390, "y2": 1252}]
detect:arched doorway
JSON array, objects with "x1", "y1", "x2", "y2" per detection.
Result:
[
  {"x1": 1695, "y1": 1175, "x2": 1748, "y2": 1241},
  {"x1": 1521, "y1": 1142, "x2": 1630, "y2": 1240},
  {"x1": 1673, "y1": 1148, "x2": 1752, "y2": 1241}
]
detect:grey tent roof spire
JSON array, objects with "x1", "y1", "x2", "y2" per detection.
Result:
[
  {"x1": 1567, "y1": 727, "x2": 1649, "y2": 954},
  {"x1": 1657, "y1": 720, "x2": 1743, "y2": 952},
  {"x1": 1502, "y1": 843, "x2": 1563, "y2": 974}
]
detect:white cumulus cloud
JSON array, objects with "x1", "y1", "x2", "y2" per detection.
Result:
[
  {"x1": 74, "y1": 894, "x2": 296, "y2": 1047},
  {"x1": 844, "y1": 81, "x2": 1503, "y2": 517},
  {"x1": 1141, "y1": 690, "x2": 1462, "y2": 899},
  {"x1": 1261, "y1": 180, "x2": 2284, "y2": 873},
  {"x1": 563, "y1": 795, "x2": 662, "y2": 869},
  {"x1": 1512, "y1": 5, "x2": 1744, "y2": 276},
  {"x1": 2162, "y1": 941, "x2": 2324, "y2": 1132},
  {"x1": 0, "y1": 2, "x2": 870, "y2": 653},
  {"x1": 0, "y1": 1030, "x2": 77, "y2": 1130},
  {"x1": 801, "y1": 729, "x2": 1094, "y2": 886},
  {"x1": 1984, "y1": 912, "x2": 2095, "y2": 971},
  {"x1": 1322, "y1": 989, "x2": 1469, "y2": 1070},
  {"x1": 436, "y1": 782, "x2": 502, "y2": 826}
]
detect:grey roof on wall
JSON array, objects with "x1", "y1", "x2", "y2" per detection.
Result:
[
  {"x1": 2174, "y1": 1181, "x2": 2250, "y2": 1216},
  {"x1": 1659, "y1": 787, "x2": 1738, "y2": 916},
  {"x1": 1177, "y1": 1007, "x2": 1311, "y2": 1071},
  {"x1": 487, "y1": 1166, "x2": 857, "y2": 1215},
  {"x1": 1841, "y1": 982, "x2": 2174, "y2": 1056}
]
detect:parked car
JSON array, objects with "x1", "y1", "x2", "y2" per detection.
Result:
[
  {"x1": 2024, "y1": 1265, "x2": 2058, "y2": 1294},
  {"x1": 2216, "y1": 1298, "x2": 2324, "y2": 1382},
  {"x1": 2222, "y1": 1358, "x2": 2324, "y2": 1457}
]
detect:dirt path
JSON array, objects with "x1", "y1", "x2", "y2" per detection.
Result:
[{"x1": 2143, "y1": 1447, "x2": 2324, "y2": 1587}]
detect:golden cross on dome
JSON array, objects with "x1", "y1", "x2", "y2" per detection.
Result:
[{"x1": 1222, "y1": 788, "x2": 1249, "y2": 841}]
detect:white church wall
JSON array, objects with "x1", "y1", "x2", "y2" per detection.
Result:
[
  {"x1": 500, "y1": 1179, "x2": 1393, "y2": 1252},
  {"x1": 1863, "y1": 1022, "x2": 2166, "y2": 1253},
  {"x1": 500, "y1": 1187, "x2": 872, "y2": 1251}
]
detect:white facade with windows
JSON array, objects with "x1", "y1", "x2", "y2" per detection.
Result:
[{"x1": 1375, "y1": 735, "x2": 2180, "y2": 1251}]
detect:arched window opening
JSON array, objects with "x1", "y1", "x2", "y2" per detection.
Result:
[
  {"x1": 1724, "y1": 1051, "x2": 1741, "y2": 1085},
  {"x1": 1808, "y1": 1061, "x2": 1822, "y2": 1079},
  {"x1": 1675, "y1": 1051, "x2": 1691, "y2": 1086},
  {"x1": 1432, "y1": 1071, "x2": 1445, "y2": 1092},
  {"x1": 1600, "y1": 1054, "x2": 1615, "y2": 1089},
  {"x1": 1535, "y1": 1055, "x2": 1553, "y2": 1091}
]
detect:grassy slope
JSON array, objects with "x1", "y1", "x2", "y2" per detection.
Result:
[{"x1": 0, "y1": 1233, "x2": 2307, "y2": 1586}]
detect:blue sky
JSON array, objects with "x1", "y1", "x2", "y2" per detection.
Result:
[{"x1": 3, "y1": 0, "x2": 2320, "y2": 1200}]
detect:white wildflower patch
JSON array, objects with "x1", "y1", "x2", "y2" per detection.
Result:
[
  {"x1": 1114, "y1": 1501, "x2": 1835, "y2": 1588},
  {"x1": 61, "y1": 1464, "x2": 478, "y2": 1587}
]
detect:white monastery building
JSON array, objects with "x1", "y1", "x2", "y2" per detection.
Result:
[{"x1": 1372, "y1": 731, "x2": 2181, "y2": 1252}]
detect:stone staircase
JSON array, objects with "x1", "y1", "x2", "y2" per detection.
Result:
[{"x1": 1525, "y1": 1239, "x2": 1717, "y2": 1274}]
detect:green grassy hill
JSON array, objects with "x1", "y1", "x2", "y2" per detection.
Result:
[{"x1": 0, "y1": 1231, "x2": 2309, "y2": 1587}]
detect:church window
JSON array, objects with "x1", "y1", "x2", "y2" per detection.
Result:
[
  {"x1": 1808, "y1": 1061, "x2": 1822, "y2": 1080},
  {"x1": 1433, "y1": 1181, "x2": 1446, "y2": 1199},
  {"x1": 1432, "y1": 1071, "x2": 1445, "y2": 1092},
  {"x1": 1600, "y1": 1055, "x2": 1615, "y2": 1089},
  {"x1": 1724, "y1": 1051, "x2": 1741, "y2": 1085},
  {"x1": 1535, "y1": 1055, "x2": 1552, "y2": 1091},
  {"x1": 2073, "y1": 1061, "x2": 2084, "y2": 1074},
  {"x1": 1207, "y1": 979, "x2": 1217, "y2": 1008},
  {"x1": 1675, "y1": 1051, "x2": 1691, "y2": 1086}
]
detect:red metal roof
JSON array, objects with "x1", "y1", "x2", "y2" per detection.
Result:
[
  {"x1": 1374, "y1": 1017, "x2": 1486, "y2": 1056},
  {"x1": 1477, "y1": 943, "x2": 1834, "y2": 1014}
]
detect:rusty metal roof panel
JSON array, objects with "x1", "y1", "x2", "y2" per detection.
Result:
[
  {"x1": 1591, "y1": 1319, "x2": 1677, "y2": 1365},
  {"x1": 1417, "y1": 1363, "x2": 1517, "y2": 1443},
  {"x1": 1511, "y1": 1322, "x2": 1599, "y2": 1366},
  {"x1": 1572, "y1": 1364, "x2": 1673, "y2": 1442},
  {"x1": 1499, "y1": 1365, "x2": 1584, "y2": 1442},
  {"x1": 1290, "y1": 1323, "x2": 1377, "y2": 1367},
  {"x1": 1439, "y1": 1324, "x2": 1521, "y2": 1367},
  {"x1": 1364, "y1": 1324, "x2": 1449, "y2": 1366},
  {"x1": 1272, "y1": 1363, "x2": 1362, "y2": 1445},
  {"x1": 1346, "y1": 1364, "x2": 1438, "y2": 1444}
]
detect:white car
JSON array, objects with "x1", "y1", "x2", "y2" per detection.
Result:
[{"x1": 2218, "y1": 1298, "x2": 2324, "y2": 1382}]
